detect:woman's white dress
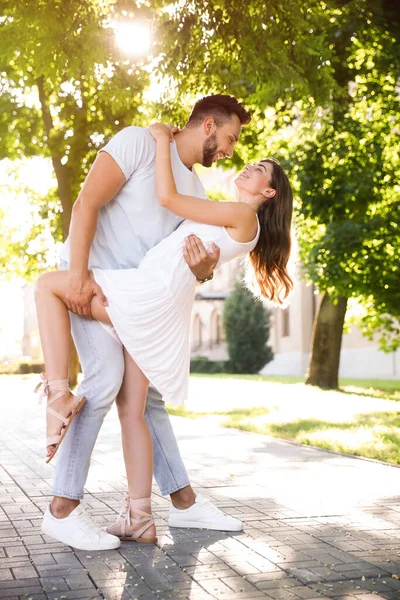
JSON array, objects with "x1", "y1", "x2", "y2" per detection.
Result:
[{"x1": 93, "y1": 218, "x2": 260, "y2": 404}]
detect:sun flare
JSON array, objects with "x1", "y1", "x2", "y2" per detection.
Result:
[{"x1": 114, "y1": 21, "x2": 151, "y2": 56}]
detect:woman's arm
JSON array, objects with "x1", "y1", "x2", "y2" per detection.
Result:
[{"x1": 148, "y1": 123, "x2": 256, "y2": 230}]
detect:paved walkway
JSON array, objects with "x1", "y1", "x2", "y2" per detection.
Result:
[{"x1": 1, "y1": 376, "x2": 400, "y2": 600}]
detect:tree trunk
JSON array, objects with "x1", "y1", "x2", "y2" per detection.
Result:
[
  {"x1": 37, "y1": 76, "x2": 80, "y2": 385},
  {"x1": 306, "y1": 292, "x2": 348, "y2": 389},
  {"x1": 69, "y1": 340, "x2": 81, "y2": 389},
  {"x1": 36, "y1": 76, "x2": 73, "y2": 238}
]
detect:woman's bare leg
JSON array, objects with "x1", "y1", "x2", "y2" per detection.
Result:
[
  {"x1": 35, "y1": 271, "x2": 112, "y2": 376},
  {"x1": 36, "y1": 271, "x2": 155, "y2": 535},
  {"x1": 34, "y1": 270, "x2": 111, "y2": 456},
  {"x1": 110, "y1": 348, "x2": 155, "y2": 539}
]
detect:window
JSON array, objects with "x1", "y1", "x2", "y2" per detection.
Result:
[
  {"x1": 210, "y1": 309, "x2": 223, "y2": 348},
  {"x1": 282, "y1": 308, "x2": 290, "y2": 337},
  {"x1": 192, "y1": 314, "x2": 202, "y2": 350}
]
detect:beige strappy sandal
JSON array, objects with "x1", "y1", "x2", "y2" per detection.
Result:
[
  {"x1": 105, "y1": 493, "x2": 157, "y2": 543},
  {"x1": 35, "y1": 373, "x2": 86, "y2": 464}
]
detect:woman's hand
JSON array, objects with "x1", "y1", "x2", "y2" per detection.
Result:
[{"x1": 148, "y1": 122, "x2": 178, "y2": 142}]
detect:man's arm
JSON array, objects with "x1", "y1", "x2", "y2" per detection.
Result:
[{"x1": 65, "y1": 152, "x2": 126, "y2": 318}]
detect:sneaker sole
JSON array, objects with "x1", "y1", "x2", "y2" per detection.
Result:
[
  {"x1": 41, "y1": 524, "x2": 121, "y2": 551},
  {"x1": 119, "y1": 536, "x2": 158, "y2": 544},
  {"x1": 168, "y1": 519, "x2": 243, "y2": 532}
]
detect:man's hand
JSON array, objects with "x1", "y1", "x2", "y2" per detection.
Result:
[
  {"x1": 65, "y1": 272, "x2": 108, "y2": 319},
  {"x1": 184, "y1": 235, "x2": 220, "y2": 281}
]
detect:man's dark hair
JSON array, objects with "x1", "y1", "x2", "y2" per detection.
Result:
[{"x1": 186, "y1": 94, "x2": 251, "y2": 128}]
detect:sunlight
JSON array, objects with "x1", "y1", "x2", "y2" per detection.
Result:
[
  {"x1": 113, "y1": 21, "x2": 151, "y2": 56},
  {"x1": 0, "y1": 158, "x2": 54, "y2": 204}
]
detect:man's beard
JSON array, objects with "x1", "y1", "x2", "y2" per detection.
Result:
[{"x1": 202, "y1": 133, "x2": 218, "y2": 167}]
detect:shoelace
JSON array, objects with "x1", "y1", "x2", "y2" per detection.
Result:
[
  {"x1": 75, "y1": 509, "x2": 102, "y2": 537},
  {"x1": 198, "y1": 499, "x2": 223, "y2": 516}
]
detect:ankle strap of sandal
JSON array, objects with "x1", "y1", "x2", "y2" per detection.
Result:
[
  {"x1": 118, "y1": 493, "x2": 154, "y2": 539},
  {"x1": 34, "y1": 373, "x2": 70, "y2": 404}
]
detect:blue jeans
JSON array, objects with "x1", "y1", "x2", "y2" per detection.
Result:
[{"x1": 52, "y1": 261, "x2": 190, "y2": 500}]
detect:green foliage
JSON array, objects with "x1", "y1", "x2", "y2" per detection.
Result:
[
  {"x1": 288, "y1": 11, "x2": 400, "y2": 351},
  {"x1": 223, "y1": 282, "x2": 273, "y2": 374},
  {"x1": 1, "y1": 0, "x2": 398, "y2": 355},
  {"x1": 151, "y1": 1, "x2": 338, "y2": 171},
  {"x1": 0, "y1": 0, "x2": 157, "y2": 278},
  {"x1": 190, "y1": 356, "x2": 227, "y2": 373},
  {"x1": 0, "y1": 160, "x2": 62, "y2": 279},
  {"x1": 152, "y1": 0, "x2": 400, "y2": 352},
  {"x1": 0, "y1": 0, "x2": 153, "y2": 275},
  {"x1": 154, "y1": 0, "x2": 334, "y2": 114}
]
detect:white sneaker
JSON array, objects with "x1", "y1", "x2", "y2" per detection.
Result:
[
  {"x1": 41, "y1": 504, "x2": 121, "y2": 550},
  {"x1": 168, "y1": 494, "x2": 243, "y2": 532}
]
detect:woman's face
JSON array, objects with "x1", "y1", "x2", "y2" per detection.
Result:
[{"x1": 235, "y1": 161, "x2": 274, "y2": 199}]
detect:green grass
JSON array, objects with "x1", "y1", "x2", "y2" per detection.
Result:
[
  {"x1": 191, "y1": 373, "x2": 305, "y2": 384},
  {"x1": 168, "y1": 375, "x2": 400, "y2": 465},
  {"x1": 168, "y1": 403, "x2": 400, "y2": 465},
  {"x1": 339, "y1": 378, "x2": 400, "y2": 401},
  {"x1": 264, "y1": 412, "x2": 400, "y2": 465},
  {"x1": 339, "y1": 378, "x2": 400, "y2": 393},
  {"x1": 167, "y1": 405, "x2": 270, "y2": 420},
  {"x1": 190, "y1": 373, "x2": 400, "y2": 401}
]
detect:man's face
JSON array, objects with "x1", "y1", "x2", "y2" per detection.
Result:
[{"x1": 201, "y1": 114, "x2": 242, "y2": 167}]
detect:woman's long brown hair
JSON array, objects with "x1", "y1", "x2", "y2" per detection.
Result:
[{"x1": 247, "y1": 158, "x2": 294, "y2": 305}]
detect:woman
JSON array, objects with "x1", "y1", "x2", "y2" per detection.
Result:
[{"x1": 34, "y1": 122, "x2": 294, "y2": 544}]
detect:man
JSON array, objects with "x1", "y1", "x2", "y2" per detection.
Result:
[{"x1": 42, "y1": 94, "x2": 251, "y2": 550}]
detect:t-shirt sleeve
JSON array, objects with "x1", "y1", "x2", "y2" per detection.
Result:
[
  {"x1": 99, "y1": 126, "x2": 153, "y2": 181},
  {"x1": 193, "y1": 169, "x2": 208, "y2": 199}
]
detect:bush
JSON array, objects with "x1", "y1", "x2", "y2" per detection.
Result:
[
  {"x1": 190, "y1": 356, "x2": 228, "y2": 373},
  {"x1": 0, "y1": 361, "x2": 45, "y2": 375},
  {"x1": 20, "y1": 362, "x2": 45, "y2": 374},
  {"x1": 223, "y1": 282, "x2": 274, "y2": 374}
]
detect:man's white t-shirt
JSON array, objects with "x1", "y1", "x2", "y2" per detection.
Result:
[{"x1": 59, "y1": 126, "x2": 207, "y2": 269}]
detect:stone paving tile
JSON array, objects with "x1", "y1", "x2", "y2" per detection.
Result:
[
  {"x1": 0, "y1": 569, "x2": 14, "y2": 581},
  {"x1": 2, "y1": 377, "x2": 400, "y2": 600}
]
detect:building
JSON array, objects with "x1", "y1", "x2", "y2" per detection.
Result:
[
  {"x1": 21, "y1": 261, "x2": 399, "y2": 380},
  {"x1": 192, "y1": 263, "x2": 400, "y2": 380},
  {"x1": 22, "y1": 284, "x2": 42, "y2": 361},
  {"x1": 190, "y1": 258, "x2": 239, "y2": 361}
]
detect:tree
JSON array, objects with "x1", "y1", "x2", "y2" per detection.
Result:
[
  {"x1": 154, "y1": 0, "x2": 400, "y2": 388},
  {"x1": 0, "y1": 0, "x2": 152, "y2": 239},
  {"x1": 290, "y1": 2, "x2": 400, "y2": 387},
  {"x1": 152, "y1": 0, "x2": 335, "y2": 123},
  {"x1": 0, "y1": 0, "x2": 153, "y2": 383},
  {"x1": 223, "y1": 282, "x2": 273, "y2": 374},
  {"x1": 2, "y1": 1, "x2": 399, "y2": 389}
]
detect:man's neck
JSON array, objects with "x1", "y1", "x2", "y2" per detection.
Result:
[{"x1": 174, "y1": 129, "x2": 201, "y2": 170}]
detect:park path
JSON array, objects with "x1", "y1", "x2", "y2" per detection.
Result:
[{"x1": 0, "y1": 375, "x2": 400, "y2": 600}]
